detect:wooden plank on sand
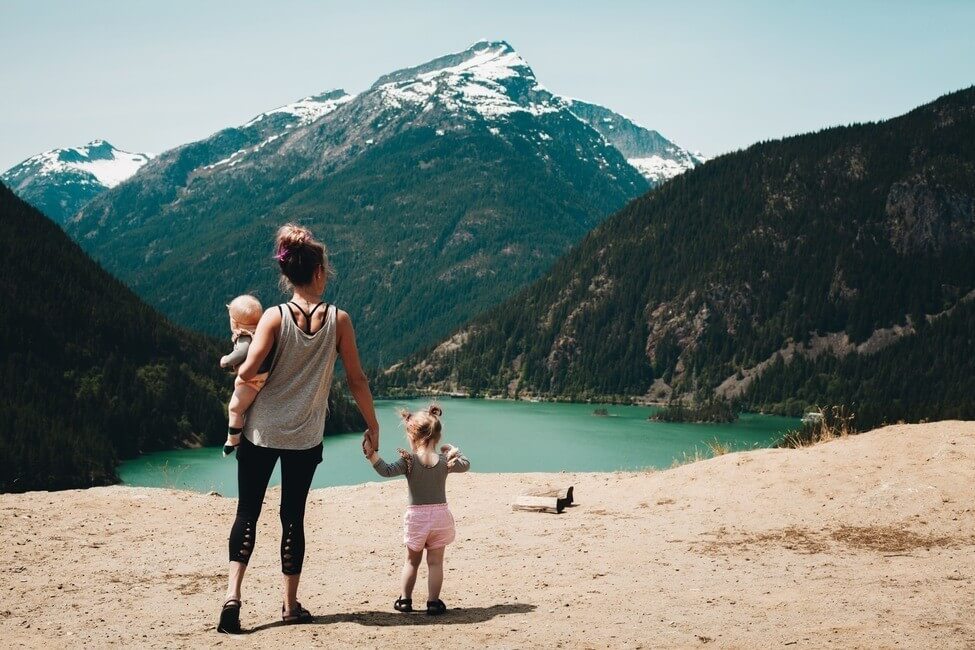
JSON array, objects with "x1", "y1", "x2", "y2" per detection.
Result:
[
  {"x1": 528, "y1": 486, "x2": 574, "y2": 506},
  {"x1": 512, "y1": 495, "x2": 565, "y2": 514}
]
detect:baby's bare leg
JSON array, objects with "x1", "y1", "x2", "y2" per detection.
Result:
[
  {"x1": 228, "y1": 377, "x2": 265, "y2": 429},
  {"x1": 426, "y1": 547, "x2": 445, "y2": 601},
  {"x1": 401, "y1": 548, "x2": 423, "y2": 599}
]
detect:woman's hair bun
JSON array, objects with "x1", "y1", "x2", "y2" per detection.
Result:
[
  {"x1": 276, "y1": 223, "x2": 311, "y2": 252},
  {"x1": 428, "y1": 405, "x2": 443, "y2": 417},
  {"x1": 274, "y1": 222, "x2": 332, "y2": 291}
]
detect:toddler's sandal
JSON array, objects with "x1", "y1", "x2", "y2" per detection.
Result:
[
  {"x1": 281, "y1": 602, "x2": 313, "y2": 624},
  {"x1": 394, "y1": 597, "x2": 413, "y2": 613},
  {"x1": 426, "y1": 599, "x2": 447, "y2": 616}
]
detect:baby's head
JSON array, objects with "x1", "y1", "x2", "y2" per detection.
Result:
[
  {"x1": 399, "y1": 404, "x2": 443, "y2": 451},
  {"x1": 227, "y1": 294, "x2": 263, "y2": 337}
]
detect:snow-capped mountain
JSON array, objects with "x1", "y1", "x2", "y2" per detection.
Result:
[
  {"x1": 566, "y1": 99, "x2": 706, "y2": 184},
  {"x1": 66, "y1": 40, "x2": 697, "y2": 362},
  {"x1": 1, "y1": 140, "x2": 152, "y2": 223},
  {"x1": 195, "y1": 41, "x2": 700, "y2": 184}
]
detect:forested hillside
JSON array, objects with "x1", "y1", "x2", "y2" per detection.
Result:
[
  {"x1": 0, "y1": 183, "x2": 362, "y2": 492},
  {"x1": 381, "y1": 86, "x2": 975, "y2": 429},
  {"x1": 65, "y1": 42, "x2": 667, "y2": 363}
]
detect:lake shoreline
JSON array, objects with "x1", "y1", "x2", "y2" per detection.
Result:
[{"x1": 119, "y1": 399, "x2": 797, "y2": 496}]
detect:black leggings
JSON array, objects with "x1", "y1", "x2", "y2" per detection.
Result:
[{"x1": 229, "y1": 437, "x2": 323, "y2": 575}]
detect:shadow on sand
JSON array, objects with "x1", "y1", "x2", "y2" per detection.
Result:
[{"x1": 245, "y1": 603, "x2": 535, "y2": 633}]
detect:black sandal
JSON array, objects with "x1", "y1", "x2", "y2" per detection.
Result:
[
  {"x1": 394, "y1": 597, "x2": 413, "y2": 613},
  {"x1": 281, "y1": 601, "x2": 313, "y2": 624},
  {"x1": 217, "y1": 599, "x2": 242, "y2": 634},
  {"x1": 426, "y1": 599, "x2": 447, "y2": 616}
]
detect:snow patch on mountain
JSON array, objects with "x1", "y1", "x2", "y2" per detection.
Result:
[
  {"x1": 3, "y1": 140, "x2": 152, "y2": 190},
  {"x1": 376, "y1": 40, "x2": 561, "y2": 120},
  {"x1": 628, "y1": 155, "x2": 696, "y2": 184},
  {"x1": 564, "y1": 97, "x2": 706, "y2": 185},
  {"x1": 243, "y1": 90, "x2": 353, "y2": 128}
]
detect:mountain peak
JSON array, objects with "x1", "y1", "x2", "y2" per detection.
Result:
[
  {"x1": 371, "y1": 39, "x2": 534, "y2": 90},
  {"x1": 367, "y1": 39, "x2": 554, "y2": 121},
  {"x1": 1, "y1": 140, "x2": 152, "y2": 222},
  {"x1": 242, "y1": 88, "x2": 353, "y2": 129}
]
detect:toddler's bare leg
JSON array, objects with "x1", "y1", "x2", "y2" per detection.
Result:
[
  {"x1": 401, "y1": 548, "x2": 423, "y2": 599},
  {"x1": 228, "y1": 379, "x2": 262, "y2": 429},
  {"x1": 426, "y1": 547, "x2": 445, "y2": 601}
]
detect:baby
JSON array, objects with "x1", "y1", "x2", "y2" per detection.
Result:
[
  {"x1": 364, "y1": 405, "x2": 469, "y2": 616},
  {"x1": 219, "y1": 295, "x2": 272, "y2": 456}
]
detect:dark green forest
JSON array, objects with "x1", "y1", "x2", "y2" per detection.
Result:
[
  {"x1": 69, "y1": 107, "x2": 646, "y2": 365},
  {"x1": 0, "y1": 183, "x2": 364, "y2": 492},
  {"x1": 0, "y1": 183, "x2": 228, "y2": 491},
  {"x1": 381, "y1": 86, "x2": 975, "y2": 429},
  {"x1": 743, "y1": 299, "x2": 975, "y2": 430}
]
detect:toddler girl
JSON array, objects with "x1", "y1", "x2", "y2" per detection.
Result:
[
  {"x1": 363, "y1": 404, "x2": 469, "y2": 615},
  {"x1": 219, "y1": 294, "x2": 272, "y2": 456}
]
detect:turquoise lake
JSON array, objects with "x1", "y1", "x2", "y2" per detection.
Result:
[{"x1": 119, "y1": 399, "x2": 799, "y2": 496}]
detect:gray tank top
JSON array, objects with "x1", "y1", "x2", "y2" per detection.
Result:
[{"x1": 243, "y1": 303, "x2": 338, "y2": 450}]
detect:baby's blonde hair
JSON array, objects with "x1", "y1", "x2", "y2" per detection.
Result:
[
  {"x1": 227, "y1": 294, "x2": 263, "y2": 336},
  {"x1": 399, "y1": 404, "x2": 443, "y2": 449}
]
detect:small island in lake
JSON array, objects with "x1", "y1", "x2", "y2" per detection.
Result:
[{"x1": 651, "y1": 400, "x2": 739, "y2": 423}]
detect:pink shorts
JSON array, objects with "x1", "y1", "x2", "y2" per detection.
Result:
[{"x1": 403, "y1": 503, "x2": 456, "y2": 551}]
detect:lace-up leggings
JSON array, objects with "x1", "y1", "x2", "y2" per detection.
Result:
[{"x1": 229, "y1": 437, "x2": 323, "y2": 575}]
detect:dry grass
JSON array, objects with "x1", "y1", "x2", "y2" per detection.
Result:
[
  {"x1": 693, "y1": 524, "x2": 974, "y2": 556},
  {"x1": 830, "y1": 525, "x2": 967, "y2": 553},
  {"x1": 705, "y1": 439, "x2": 732, "y2": 456},
  {"x1": 670, "y1": 447, "x2": 709, "y2": 468},
  {"x1": 695, "y1": 525, "x2": 831, "y2": 555},
  {"x1": 668, "y1": 439, "x2": 735, "y2": 469},
  {"x1": 778, "y1": 405, "x2": 857, "y2": 448}
]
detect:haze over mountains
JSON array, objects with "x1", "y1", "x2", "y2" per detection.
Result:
[
  {"x1": 382, "y1": 86, "x2": 975, "y2": 429},
  {"x1": 53, "y1": 40, "x2": 702, "y2": 361}
]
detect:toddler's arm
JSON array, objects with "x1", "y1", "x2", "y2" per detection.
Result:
[
  {"x1": 368, "y1": 451, "x2": 410, "y2": 477},
  {"x1": 446, "y1": 448, "x2": 470, "y2": 473},
  {"x1": 220, "y1": 336, "x2": 251, "y2": 369}
]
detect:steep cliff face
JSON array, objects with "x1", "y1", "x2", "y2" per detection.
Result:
[{"x1": 884, "y1": 177, "x2": 975, "y2": 255}]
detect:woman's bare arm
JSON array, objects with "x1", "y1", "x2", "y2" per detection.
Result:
[
  {"x1": 238, "y1": 308, "x2": 280, "y2": 381},
  {"x1": 336, "y1": 309, "x2": 381, "y2": 450}
]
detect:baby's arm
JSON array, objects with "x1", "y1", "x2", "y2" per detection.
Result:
[{"x1": 220, "y1": 336, "x2": 251, "y2": 369}]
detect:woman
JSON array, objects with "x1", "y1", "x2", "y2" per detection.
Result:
[{"x1": 217, "y1": 223, "x2": 380, "y2": 634}]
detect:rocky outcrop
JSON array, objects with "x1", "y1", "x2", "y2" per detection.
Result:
[{"x1": 885, "y1": 178, "x2": 975, "y2": 255}]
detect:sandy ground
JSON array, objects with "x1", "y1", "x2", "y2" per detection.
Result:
[{"x1": 1, "y1": 421, "x2": 973, "y2": 649}]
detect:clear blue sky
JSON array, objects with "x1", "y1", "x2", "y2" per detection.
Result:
[{"x1": 1, "y1": 0, "x2": 973, "y2": 169}]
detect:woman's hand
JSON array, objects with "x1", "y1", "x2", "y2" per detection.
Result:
[
  {"x1": 364, "y1": 428, "x2": 379, "y2": 454},
  {"x1": 362, "y1": 432, "x2": 375, "y2": 458}
]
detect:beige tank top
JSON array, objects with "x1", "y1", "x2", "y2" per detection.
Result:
[{"x1": 243, "y1": 303, "x2": 338, "y2": 450}]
